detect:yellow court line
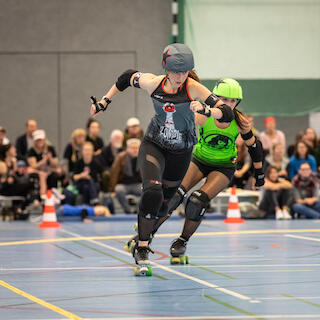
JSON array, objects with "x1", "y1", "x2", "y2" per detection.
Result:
[
  {"x1": 0, "y1": 228, "x2": 320, "y2": 247},
  {"x1": 0, "y1": 280, "x2": 83, "y2": 320}
]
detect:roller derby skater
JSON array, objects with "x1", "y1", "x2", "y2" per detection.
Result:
[{"x1": 90, "y1": 43, "x2": 234, "y2": 276}]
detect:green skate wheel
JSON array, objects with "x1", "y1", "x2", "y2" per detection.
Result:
[
  {"x1": 185, "y1": 256, "x2": 189, "y2": 264},
  {"x1": 146, "y1": 266, "x2": 152, "y2": 276},
  {"x1": 179, "y1": 256, "x2": 185, "y2": 264},
  {"x1": 133, "y1": 223, "x2": 138, "y2": 232},
  {"x1": 170, "y1": 256, "x2": 180, "y2": 265}
]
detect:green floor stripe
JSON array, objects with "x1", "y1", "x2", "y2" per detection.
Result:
[
  {"x1": 204, "y1": 295, "x2": 266, "y2": 320},
  {"x1": 282, "y1": 294, "x2": 320, "y2": 308},
  {"x1": 190, "y1": 263, "x2": 236, "y2": 279},
  {"x1": 71, "y1": 240, "x2": 168, "y2": 280}
]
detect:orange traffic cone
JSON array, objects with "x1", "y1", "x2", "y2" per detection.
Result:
[
  {"x1": 224, "y1": 187, "x2": 244, "y2": 223},
  {"x1": 38, "y1": 189, "x2": 60, "y2": 228}
]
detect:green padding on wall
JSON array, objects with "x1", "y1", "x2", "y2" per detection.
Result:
[{"x1": 201, "y1": 79, "x2": 320, "y2": 117}]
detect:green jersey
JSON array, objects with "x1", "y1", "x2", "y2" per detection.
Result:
[{"x1": 193, "y1": 117, "x2": 239, "y2": 167}]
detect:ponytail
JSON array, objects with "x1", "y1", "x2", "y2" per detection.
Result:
[{"x1": 188, "y1": 69, "x2": 200, "y2": 83}]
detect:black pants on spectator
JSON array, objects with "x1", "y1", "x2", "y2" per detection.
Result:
[
  {"x1": 259, "y1": 188, "x2": 290, "y2": 216},
  {"x1": 75, "y1": 179, "x2": 99, "y2": 205}
]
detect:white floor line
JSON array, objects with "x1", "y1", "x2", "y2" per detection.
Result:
[
  {"x1": 37, "y1": 314, "x2": 320, "y2": 320},
  {"x1": 60, "y1": 228, "x2": 254, "y2": 302},
  {"x1": 0, "y1": 267, "x2": 314, "y2": 273},
  {"x1": 258, "y1": 296, "x2": 320, "y2": 301},
  {"x1": 285, "y1": 234, "x2": 320, "y2": 242}
]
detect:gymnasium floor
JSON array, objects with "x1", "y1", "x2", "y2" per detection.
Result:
[{"x1": 1, "y1": 215, "x2": 320, "y2": 320}]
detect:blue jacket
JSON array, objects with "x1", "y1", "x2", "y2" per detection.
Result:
[{"x1": 289, "y1": 155, "x2": 317, "y2": 180}]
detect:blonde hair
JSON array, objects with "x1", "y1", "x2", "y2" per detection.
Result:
[{"x1": 71, "y1": 129, "x2": 86, "y2": 162}]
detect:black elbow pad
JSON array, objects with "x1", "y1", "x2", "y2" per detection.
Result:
[
  {"x1": 115, "y1": 69, "x2": 138, "y2": 91},
  {"x1": 248, "y1": 137, "x2": 263, "y2": 162}
]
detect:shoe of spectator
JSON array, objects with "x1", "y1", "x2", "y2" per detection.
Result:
[
  {"x1": 282, "y1": 209, "x2": 292, "y2": 220},
  {"x1": 276, "y1": 210, "x2": 283, "y2": 220}
]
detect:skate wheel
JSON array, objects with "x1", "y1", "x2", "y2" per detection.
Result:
[
  {"x1": 185, "y1": 256, "x2": 189, "y2": 264},
  {"x1": 179, "y1": 256, "x2": 185, "y2": 264},
  {"x1": 146, "y1": 266, "x2": 152, "y2": 276},
  {"x1": 133, "y1": 266, "x2": 152, "y2": 276},
  {"x1": 124, "y1": 242, "x2": 130, "y2": 252},
  {"x1": 170, "y1": 257, "x2": 181, "y2": 265},
  {"x1": 133, "y1": 223, "x2": 138, "y2": 232}
]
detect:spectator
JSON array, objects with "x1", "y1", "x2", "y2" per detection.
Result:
[
  {"x1": 123, "y1": 117, "x2": 144, "y2": 147},
  {"x1": 27, "y1": 130, "x2": 62, "y2": 197},
  {"x1": 302, "y1": 128, "x2": 320, "y2": 170},
  {"x1": 0, "y1": 126, "x2": 10, "y2": 146},
  {"x1": 99, "y1": 129, "x2": 124, "y2": 193},
  {"x1": 259, "y1": 117, "x2": 286, "y2": 156},
  {"x1": 265, "y1": 143, "x2": 289, "y2": 179},
  {"x1": 258, "y1": 165, "x2": 292, "y2": 219},
  {"x1": 110, "y1": 138, "x2": 142, "y2": 213},
  {"x1": 246, "y1": 114, "x2": 260, "y2": 137},
  {"x1": 63, "y1": 128, "x2": 86, "y2": 174},
  {"x1": 287, "y1": 131, "x2": 304, "y2": 158},
  {"x1": 288, "y1": 141, "x2": 317, "y2": 180},
  {"x1": 0, "y1": 144, "x2": 33, "y2": 203},
  {"x1": 73, "y1": 142, "x2": 103, "y2": 205},
  {"x1": 291, "y1": 162, "x2": 320, "y2": 219},
  {"x1": 15, "y1": 119, "x2": 37, "y2": 161},
  {"x1": 86, "y1": 119, "x2": 104, "y2": 155}
]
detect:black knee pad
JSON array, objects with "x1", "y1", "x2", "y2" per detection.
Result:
[
  {"x1": 139, "y1": 181, "x2": 163, "y2": 219},
  {"x1": 157, "y1": 200, "x2": 169, "y2": 218},
  {"x1": 167, "y1": 185, "x2": 187, "y2": 215},
  {"x1": 185, "y1": 190, "x2": 210, "y2": 221}
]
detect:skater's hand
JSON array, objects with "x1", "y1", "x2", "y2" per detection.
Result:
[
  {"x1": 190, "y1": 101, "x2": 204, "y2": 113},
  {"x1": 90, "y1": 103, "x2": 103, "y2": 117}
]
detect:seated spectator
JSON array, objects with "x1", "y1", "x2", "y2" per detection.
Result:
[
  {"x1": 0, "y1": 126, "x2": 10, "y2": 146},
  {"x1": 110, "y1": 138, "x2": 142, "y2": 213},
  {"x1": 230, "y1": 135, "x2": 252, "y2": 189},
  {"x1": 63, "y1": 128, "x2": 86, "y2": 174},
  {"x1": 73, "y1": 142, "x2": 103, "y2": 205},
  {"x1": 246, "y1": 114, "x2": 260, "y2": 137},
  {"x1": 15, "y1": 119, "x2": 37, "y2": 161},
  {"x1": 288, "y1": 141, "x2": 317, "y2": 180},
  {"x1": 291, "y1": 162, "x2": 320, "y2": 219},
  {"x1": 287, "y1": 131, "x2": 304, "y2": 158},
  {"x1": 258, "y1": 165, "x2": 292, "y2": 219},
  {"x1": 265, "y1": 143, "x2": 289, "y2": 179},
  {"x1": 99, "y1": 129, "x2": 124, "y2": 192},
  {"x1": 86, "y1": 118, "x2": 104, "y2": 156},
  {"x1": 259, "y1": 117, "x2": 286, "y2": 156},
  {"x1": 27, "y1": 129, "x2": 63, "y2": 197},
  {"x1": 123, "y1": 117, "x2": 144, "y2": 147},
  {"x1": 0, "y1": 144, "x2": 35, "y2": 208}
]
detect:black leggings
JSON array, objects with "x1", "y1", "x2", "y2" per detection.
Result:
[{"x1": 138, "y1": 139, "x2": 193, "y2": 217}]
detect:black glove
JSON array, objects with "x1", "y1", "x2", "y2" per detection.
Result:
[
  {"x1": 254, "y1": 167, "x2": 265, "y2": 187},
  {"x1": 216, "y1": 104, "x2": 234, "y2": 123}
]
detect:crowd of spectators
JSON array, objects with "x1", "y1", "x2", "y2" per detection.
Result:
[{"x1": 1, "y1": 115, "x2": 320, "y2": 220}]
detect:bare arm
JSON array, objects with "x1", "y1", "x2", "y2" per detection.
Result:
[{"x1": 90, "y1": 71, "x2": 162, "y2": 117}]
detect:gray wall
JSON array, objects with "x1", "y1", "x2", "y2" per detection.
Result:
[
  {"x1": 0, "y1": 0, "x2": 171, "y2": 154},
  {"x1": 0, "y1": 0, "x2": 311, "y2": 155}
]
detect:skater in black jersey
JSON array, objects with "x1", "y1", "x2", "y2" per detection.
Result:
[{"x1": 90, "y1": 43, "x2": 234, "y2": 275}]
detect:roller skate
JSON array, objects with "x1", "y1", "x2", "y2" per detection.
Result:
[
  {"x1": 132, "y1": 244, "x2": 154, "y2": 276},
  {"x1": 124, "y1": 223, "x2": 154, "y2": 253},
  {"x1": 170, "y1": 237, "x2": 189, "y2": 265}
]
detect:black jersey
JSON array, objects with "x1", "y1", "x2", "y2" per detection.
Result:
[{"x1": 145, "y1": 76, "x2": 197, "y2": 153}]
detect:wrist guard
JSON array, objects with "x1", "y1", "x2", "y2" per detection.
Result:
[
  {"x1": 90, "y1": 96, "x2": 110, "y2": 114},
  {"x1": 197, "y1": 102, "x2": 211, "y2": 117},
  {"x1": 216, "y1": 104, "x2": 234, "y2": 123},
  {"x1": 254, "y1": 167, "x2": 265, "y2": 187},
  {"x1": 115, "y1": 69, "x2": 138, "y2": 91}
]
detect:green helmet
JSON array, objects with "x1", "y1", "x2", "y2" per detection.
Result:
[{"x1": 213, "y1": 78, "x2": 243, "y2": 101}]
